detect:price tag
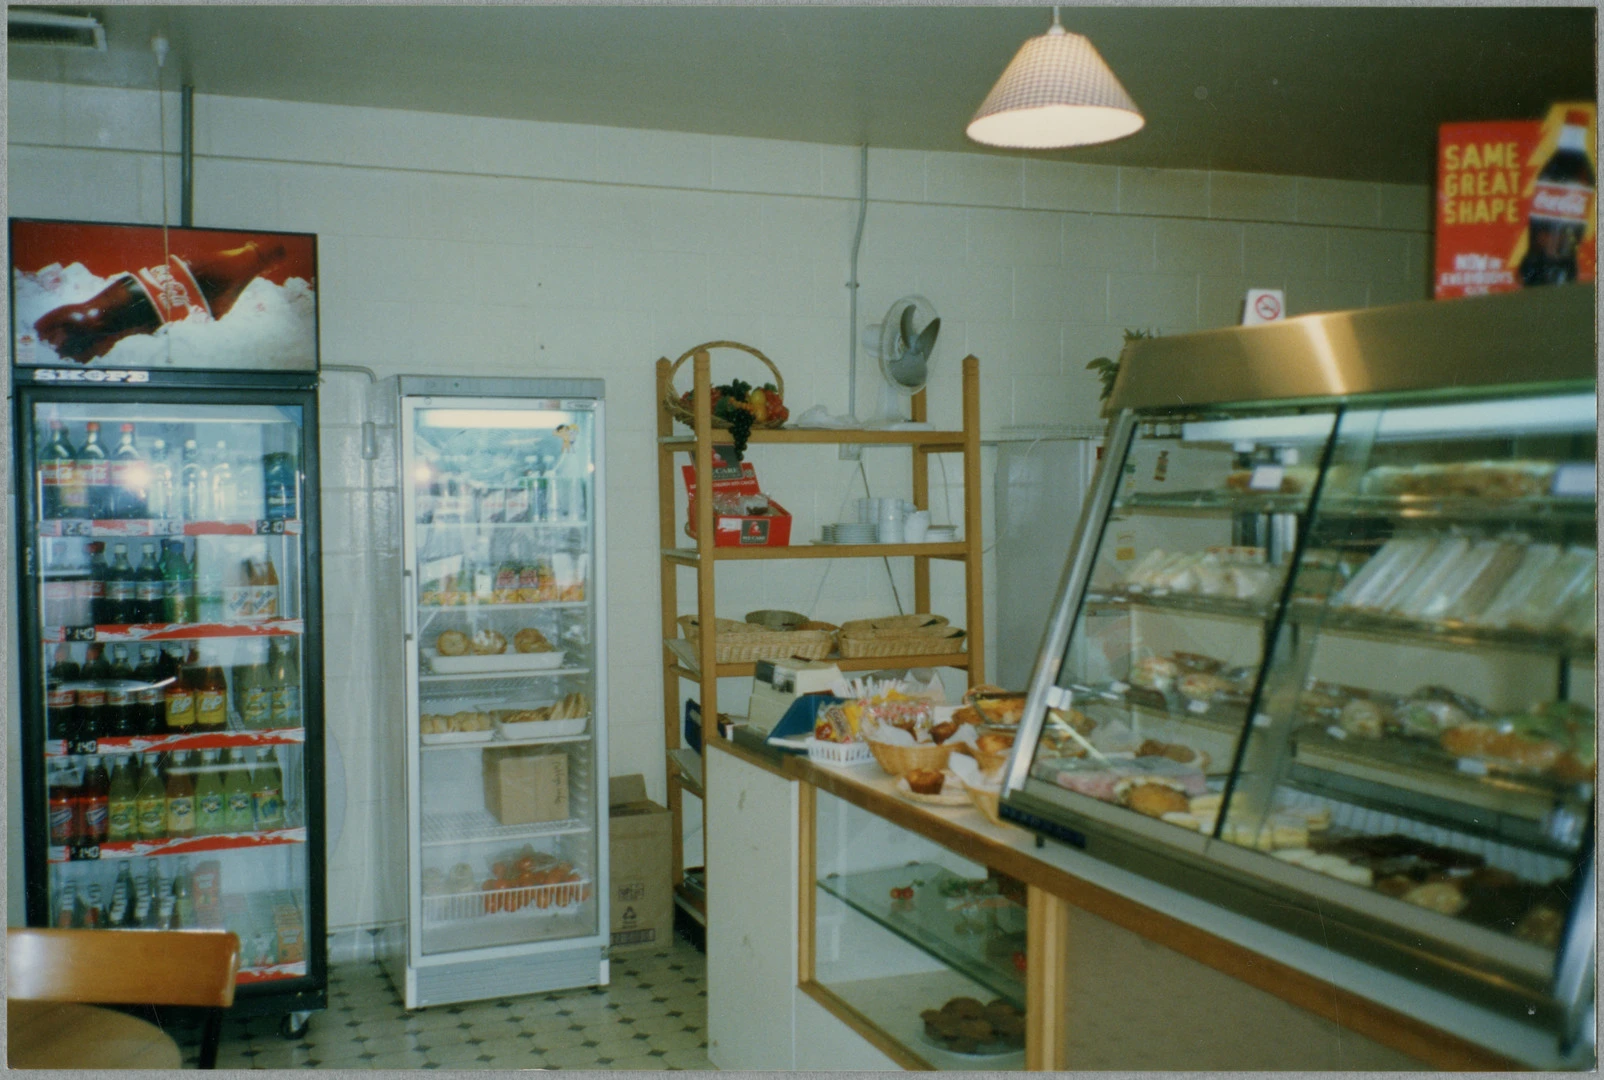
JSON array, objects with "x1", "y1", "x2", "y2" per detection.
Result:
[
  {"x1": 255, "y1": 519, "x2": 288, "y2": 535},
  {"x1": 65, "y1": 625, "x2": 97, "y2": 642},
  {"x1": 1109, "y1": 681, "x2": 1130, "y2": 695},
  {"x1": 153, "y1": 519, "x2": 183, "y2": 536},
  {"x1": 1248, "y1": 464, "x2": 1285, "y2": 492},
  {"x1": 1325, "y1": 725, "x2": 1347, "y2": 741},
  {"x1": 1252, "y1": 713, "x2": 1273, "y2": 729},
  {"x1": 62, "y1": 520, "x2": 93, "y2": 537},
  {"x1": 1551, "y1": 463, "x2": 1595, "y2": 498},
  {"x1": 1044, "y1": 685, "x2": 1073, "y2": 710},
  {"x1": 1456, "y1": 757, "x2": 1489, "y2": 776},
  {"x1": 70, "y1": 739, "x2": 99, "y2": 755},
  {"x1": 69, "y1": 844, "x2": 100, "y2": 861},
  {"x1": 1188, "y1": 699, "x2": 1210, "y2": 715}
]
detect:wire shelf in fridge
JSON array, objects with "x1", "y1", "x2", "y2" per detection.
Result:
[
  {"x1": 420, "y1": 810, "x2": 590, "y2": 847},
  {"x1": 422, "y1": 877, "x2": 593, "y2": 925}
]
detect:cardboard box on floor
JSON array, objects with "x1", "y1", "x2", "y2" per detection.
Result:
[{"x1": 609, "y1": 774, "x2": 673, "y2": 953}]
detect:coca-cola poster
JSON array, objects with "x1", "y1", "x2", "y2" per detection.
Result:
[
  {"x1": 1435, "y1": 101, "x2": 1596, "y2": 299},
  {"x1": 10, "y1": 219, "x2": 318, "y2": 370}
]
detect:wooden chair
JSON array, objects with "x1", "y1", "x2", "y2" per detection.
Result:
[{"x1": 8, "y1": 928, "x2": 240, "y2": 1069}]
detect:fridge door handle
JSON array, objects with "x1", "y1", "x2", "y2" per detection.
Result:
[{"x1": 403, "y1": 569, "x2": 417, "y2": 641}]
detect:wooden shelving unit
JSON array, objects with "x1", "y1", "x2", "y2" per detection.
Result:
[{"x1": 655, "y1": 351, "x2": 987, "y2": 926}]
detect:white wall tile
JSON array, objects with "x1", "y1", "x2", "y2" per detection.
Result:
[
  {"x1": 1154, "y1": 219, "x2": 1244, "y2": 275},
  {"x1": 1023, "y1": 160, "x2": 1119, "y2": 213},
  {"x1": 1119, "y1": 167, "x2": 1208, "y2": 217},
  {"x1": 1285, "y1": 277, "x2": 1370, "y2": 316},
  {"x1": 1198, "y1": 276, "x2": 1253, "y2": 328},
  {"x1": 761, "y1": 198, "x2": 857, "y2": 263},
  {"x1": 193, "y1": 158, "x2": 284, "y2": 232},
  {"x1": 967, "y1": 208, "x2": 1063, "y2": 267},
  {"x1": 1014, "y1": 269, "x2": 1108, "y2": 325},
  {"x1": 914, "y1": 262, "x2": 1014, "y2": 323},
  {"x1": 1108, "y1": 272, "x2": 1199, "y2": 329},
  {"x1": 862, "y1": 202, "x2": 969, "y2": 266},
  {"x1": 5, "y1": 146, "x2": 146, "y2": 222},
  {"x1": 1063, "y1": 213, "x2": 1155, "y2": 273},
  {"x1": 7, "y1": 80, "x2": 67, "y2": 145},
  {"x1": 1328, "y1": 229, "x2": 1411, "y2": 283},
  {"x1": 1208, "y1": 171, "x2": 1298, "y2": 222},
  {"x1": 651, "y1": 189, "x2": 763, "y2": 254},
  {"x1": 820, "y1": 144, "x2": 866, "y2": 199},
  {"x1": 1243, "y1": 222, "x2": 1329, "y2": 281},
  {"x1": 712, "y1": 135, "x2": 823, "y2": 196},
  {"x1": 1295, "y1": 177, "x2": 1379, "y2": 228},
  {"x1": 926, "y1": 152, "x2": 1022, "y2": 208},
  {"x1": 469, "y1": 116, "x2": 596, "y2": 182},
  {"x1": 866, "y1": 148, "x2": 927, "y2": 202},
  {"x1": 595, "y1": 127, "x2": 712, "y2": 189},
  {"x1": 1377, "y1": 183, "x2": 1432, "y2": 232}
]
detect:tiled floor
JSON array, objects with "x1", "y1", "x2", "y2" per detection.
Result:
[{"x1": 173, "y1": 933, "x2": 712, "y2": 1070}]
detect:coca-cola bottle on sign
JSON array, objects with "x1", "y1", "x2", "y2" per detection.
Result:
[
  {"x1": 32, "y1": 241, "x2": 287, "y2": 364},
  {"x1": 1521, "y1": 109, "x2": 1596, "y2": 287}
]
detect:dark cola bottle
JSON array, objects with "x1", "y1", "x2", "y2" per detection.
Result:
[
  {"x1": 1520, "y1": 109, "x2": 1596, "y2": 287},
  {"x1": 32, "y1": 242, "x2": 288, "y2": 364}
]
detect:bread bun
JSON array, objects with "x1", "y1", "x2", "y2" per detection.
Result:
[
  {"x1": 514, "y1": 627, "x2": 553, "y2": 654},
  {"x1": 436, "y1": 630, "x2": 470, "y2": 656},
  {"x1": 471, "y1": 629, "x2": 508, "y2": 655}
]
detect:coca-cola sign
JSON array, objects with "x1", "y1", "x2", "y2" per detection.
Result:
[
  {"x1": 10, "y1": 219, "x2": 319, "y2": 372},
  {"x1": 1530, "y1": 182, "x2": 1591, "y2": 221}
]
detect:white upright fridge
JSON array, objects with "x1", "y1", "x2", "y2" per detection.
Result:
[{"x1": 375, "y1": 376, "x2": 608, "y2": 1008}]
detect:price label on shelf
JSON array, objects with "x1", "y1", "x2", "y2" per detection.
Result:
[
  {"x1": 1456, "y1": 757, "x2": 1489, "y2": 776},
  {"x1": 1188, "y1": 699, "x2": 1210, "y2": 715},
  {"x1": 254, "y1": 519, "x2": 289, "y2": 535},
  {"x1": 1325, "y1": 725, "x2": 1347, "y2": 741},
  {"x1": 69, "y1": 843, "x2": 101, "y2": 861},
  {"x1": 69, "y1": 739, "x2": 99, "y2": 756},
  {"x1": 64, "y1": 625, "x2": 97, "y2": 642},
  {"x1": 1551, "y1": 463, "x2": 1595, "y2": 498},
  {"x1": 1108, "y1": 681, "x2": 1130, "y2": 695},
  {"x1": 1248, "y1": 464, "x2": 1286, "y2": 492}
]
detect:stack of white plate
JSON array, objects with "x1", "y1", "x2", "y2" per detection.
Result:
[
  {"x1": 925, "y1": 525, "x2": 959, "y2": 543},
  {"x1": 833, "y1": 522, "x2": 877, "y2": 545}
]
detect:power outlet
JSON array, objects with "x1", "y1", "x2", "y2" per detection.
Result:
[{"x1": 838, "y1": 443, "x2": 862, "y2": 461}]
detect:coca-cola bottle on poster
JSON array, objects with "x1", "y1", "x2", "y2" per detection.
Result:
[
  {"x1": 32, "y1": 241, "x2": 287, "y2": 364},
  {"x1": 1521, "y1": 109, "x2": 1596, "y2": 287}
]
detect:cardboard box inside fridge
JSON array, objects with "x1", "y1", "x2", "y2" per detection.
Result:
[
  {"x1": 681, "y1": 446, "x2": 792, "y2": 547},
  {"x1": 1435, "y1": 101, "x2": 1596, "y2": 299},
  {"x1": 608, "y1": 774, "x2": 673, "y2": 953},
  {"x1": 482, "y1": 746, "x2": 570, "y2": 826}
]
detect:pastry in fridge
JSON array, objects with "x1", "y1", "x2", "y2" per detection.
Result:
[
  {"x1": 1336, "y1": 536, "x2": 1438, "y2": 611},
  {"x1": 1422, "y1": 538, "x2": 1524, "y2": 621},
  {"x1": 1384, "y1": 535, "x2": 1471, "y2": 618},
  {"x1": 470, "y1": 629, "x2": 508, "y2": 655},
  {"x1": 1497, "y1": 545, "x2": 1595, "y2": 632},
  {"x1": 435, "y1": 630, "x2": 471, "y2": 657},
  {"x1": 1475, "y1": 543, "x2": 1561, "y2": 628}
]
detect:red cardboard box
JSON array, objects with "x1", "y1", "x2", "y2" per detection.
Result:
[
  {"x1": 1435, "y1": 102, "x2": 1596, "y2": 299},
  {"x1": 682, "y1": 446, "x2": 792, "y2": 547}
]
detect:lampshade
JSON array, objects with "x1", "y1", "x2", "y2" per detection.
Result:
[{"x1": 967, "y1": 19, "x2": 1144, "y2": 149}]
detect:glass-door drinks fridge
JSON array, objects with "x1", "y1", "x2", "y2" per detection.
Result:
[
  {"x1": 11, "y1": 217, "x2": 326, "y2": 1037},
  {"x1": 377, "y1": 376, "x2": 609, "y2": 1008},
  {"x1": 14, "y1": 376, "x2": 327, "y2": 1027}
]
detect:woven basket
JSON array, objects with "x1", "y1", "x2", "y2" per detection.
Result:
[
  {"x1": 866, "y1": 738, "x2": 953, "y2": 777},
  {"x1": 839, "y1": 625, "x2": 966, "y2": 659},
  {"x1": 664, "y1": 341, "x2": 786, "y2": 429},
  {"x1": 678, "y1": 614, "x2": 836, "y2": 665},
  {"x1": 838, "y1": 614, "x2": 949, "y2": 634}
]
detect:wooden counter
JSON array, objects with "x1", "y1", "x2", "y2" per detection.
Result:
[{"x1": 705, "y1": 733, "x2": 1545, "y2": 1071}]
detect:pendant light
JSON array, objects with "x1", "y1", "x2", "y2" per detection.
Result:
[{"x1": 967, "y1": 7, "x2": 1144, "y2": 150}]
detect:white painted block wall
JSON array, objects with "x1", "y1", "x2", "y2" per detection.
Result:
[{"x1": 4, "y1": 80, "x2": 1431, "y2": 938}]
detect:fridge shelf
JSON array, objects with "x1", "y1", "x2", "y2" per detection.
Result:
[
  {"x1": 420, "y1": 810, "x2": 589, "y2": 848},
  {"x1": 1115, "y1": 490, "x2": 1313, "y2": 516},
  {"x1": 418, "y1": 520, "x2": 589, "y2": 530},
  {"x1": 48, "y1": 826, "x2": 307, "y2": 863},
  {"x1": 45, "y1": 727, "x2": 306, "y2": 758},
  {"x1": 419, "y1": 666, "x2": 590, "y2": 685},
  {"x1": 417, "y1": 602, "x2": 587, "y2": 612},
  {"x1": 421, "y1": 732, "x2": 589, "y2": 752},
  {"x1": 237, "y1": 962, "x2": 309, "y2": 985},
  {"x1": 41, "y1": 619, "x2": 305, "y2": 643},
  {"x1": 1286, "y1": 601, "x2": 1596, "y2": 658},
  {"x1": 423, "y1": 878, "x2": 592, "y2": 924},
  {"x1": 1083, "y1": 590, "x2": 1274, "y2": 622},
  {"x1": 35, "y1": 518, "x2": 304, "y2": 538}
]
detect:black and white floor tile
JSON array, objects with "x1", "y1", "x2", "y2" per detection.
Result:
[{"x1": 174, "y1": 933, "x2": 711, "y2": 1070}]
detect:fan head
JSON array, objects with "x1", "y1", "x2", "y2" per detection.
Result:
[{"x1": 877, "y1": 295, "x2": 941, "y2": 396}]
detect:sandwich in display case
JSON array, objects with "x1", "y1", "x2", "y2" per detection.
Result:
[{"x1": 1002, "y1": 284, "x2": 1596, "y2": 1055}]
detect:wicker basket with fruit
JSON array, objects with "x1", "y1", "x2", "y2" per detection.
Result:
[{"x1": 665, "y1": 341, "x2": 789, "y2": 456}]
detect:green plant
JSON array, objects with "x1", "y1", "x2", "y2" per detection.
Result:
[{"x1": 1086, "y1": 329, "x2": 1158, "y2": 403}]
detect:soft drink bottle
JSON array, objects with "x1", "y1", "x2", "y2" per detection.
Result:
[
  {"x1": 48, "y1": 766, "x2": 80, "y2": 846},
  {"x1": 165, "y1": 751, "x2": 197, "y2": 839},
  {"x1": 1521, "y1": 109, "x2": 1596, "y2": 287},
  {"x1": 209, "y1": 441, "x2": 236, "y2": 521},
  {"x1": 77, "y1": 644, "x2": 111, "y2": 742},
  {"x1": 233, "y1": 451, "x2": 265, "y2": 522},
  {"x1": 146, "y1": 438, "x2": 174, "y2": 520},
  {"x1": 171, "y1": 856, "x2": 196, "y2": 929},
  {"x1": 39, "y1": 420, "x2": 77, "y2": 520},
  {"x1": 109, "y1": 423, "x2": 146, "y2": 519},
  {"x1": 105, "y1": 644, "x2": 137, "y2": 738},
  {"x1": 223, "y1": 749, "x2": 255, "y2": 832},
  {"x1": 46, "y1": 676, "x2": 80, "y2": 743},
  {"x1": 251, "y1": 749, "x2": 285, "y2": 830},
  {"x1": 163, "y1": 646, "x2": 197, "y2": 732},
  {"x1": 178, "y1": 438, "x2": 210, "y2": 521},
  {"x1": 195, "y1": 750, "x2": 226, "y2": 835},
  {"x1": 82, "y1": 542, "x2": 109, "y2": 625},
  {"x1": 107, "y1": 756, "x2": 139, "y2": 842},
  {"x1": 132, "y1": 644, "x2": 164, "y2": 735},
  {"x1": 80, "y1": 756, "x2": 110, "y2": 845},
  {"x1": 234, "y1": 642, "x2": 272, "y2": 730},
  {"x1": 77, "y1": 421, "x2": 110, "y2": 519},
  {"x1": 134, "y1": 542, "x2": 164, "y2": 624},
  {"x1": 262, "y1": 450, "x2": 298, "y2": 521},
  {"x1": 105, "y1": 543, "x2": 137, "y2": 624},
  {"x1": 136, "y1": 754, "x2": 167, "y2": 841},
  {"x1": 269, "y1": 638, "x2": 301, "y2": 728},
  {"x1": 194, "y1": 653, "x2": 228, "y2": 732},
  {"x1": 161, "y1": 539, "x2": 195, "y2": 624},
  {"x1": 82, "y1": 883, "x2": 105, "y2": 929}
]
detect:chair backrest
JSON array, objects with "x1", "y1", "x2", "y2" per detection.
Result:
[{"x1": 8, "y1": 929, "x2": 240, "y2": 1009}]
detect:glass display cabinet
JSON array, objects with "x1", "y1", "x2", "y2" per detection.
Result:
[
  {"x1": 1002, "y1": 285, "x2": 1596, "y2": 1053},
  {"x1": 808, "y1": 791, "x2": 1029, "y2": 1070}
]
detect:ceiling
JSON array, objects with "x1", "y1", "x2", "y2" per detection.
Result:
[{"x1": 8, "y1": 5, "x2": 1597, "y2": 185}]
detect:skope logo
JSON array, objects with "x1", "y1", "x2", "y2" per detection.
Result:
[{"x1": 33, "y1": 368, "x2": 151, "y2": 384}]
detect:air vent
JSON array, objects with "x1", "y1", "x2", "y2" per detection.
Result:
[{"x1": 8, "y1": 11, "x2": 107, "y2": 50}]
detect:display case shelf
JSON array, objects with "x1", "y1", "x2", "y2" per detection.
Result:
[
  {"x1": 48, "y1": 826, "x2": 307, "y2": 863},
  {"x1": 35, "y1": 518, "x2": 304, "y2": 538},
  {"x1": 45, "y1": 727, "x2": 306, "y2": 758},
  {"x1": 419, "y1": 809, "x2": 590, "y2": 847},
  {"x1": 420, "y1": 732, "x2": 589, "y2": 752},
  {"x1": 1289, "y1": 603, "x2": 1596, "y2": 659},
  {"x1": 816, "y1": 862, "x2": 1026, "y2": 1009},
  {"x1": 418, "y1": 520, "x2": 589, "y2": 530},
  {"x1": 417, "y1": 601, "x2": 587, "y2": 613},
  {"x1": 418, "y1": 666, "x2": 590, "y2": 685},
  {"x1": 1318, "y1": 494, "x2": 1597, "y2": 524},
  {"x1": 1083, "y1": 590, "x2": 1274, "y2": 623},
  {"x1": 1115, "y1": 490, "x2": 1312, "y2": 516},
  {"x1": 41, "y1": 619, "x2": 304, "y2": 643},
  {"x1": 1069, "y1": 683, "x2": 1251, "y2": 740}
]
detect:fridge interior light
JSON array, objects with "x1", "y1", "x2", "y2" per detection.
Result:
[
  {"x1": 1180, "y1": 414, "x2": 1335, "y2": 445},
  {"x1": 420, "y1": 409, "x2": 571, "y2": 430},
  {"x1": 1370, "y1": 392, "x2": 1596, "y2": 440}
]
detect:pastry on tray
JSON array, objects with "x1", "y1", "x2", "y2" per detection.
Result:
[
  {"x1": 471, "y1": 629, "x2": 508, "y2": 655},
  {"x1": 435, "y1": 630, "x2": 470, "y2": 656},
  {"x1": 905, "y1": 768, "x2": 947, "y2": 795}
]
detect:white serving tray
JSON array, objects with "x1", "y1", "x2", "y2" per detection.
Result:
[
  {"x1": 422, "y1": 648, "x2": 567, "y2": 675},
  {"x1": 494, "y1": 716, "x2": 590, "y2": 740},
  {"x1": 421, "y1": 729, "x2": 494, "y2": 746}
]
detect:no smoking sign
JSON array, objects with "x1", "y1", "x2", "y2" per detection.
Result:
[{"x1": 1243, "y1": 288, "x2": 1286, "y2": 326}]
